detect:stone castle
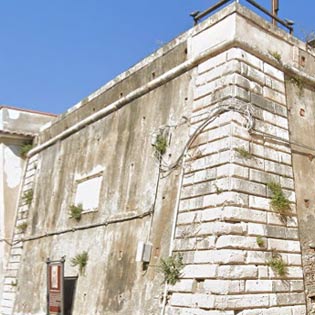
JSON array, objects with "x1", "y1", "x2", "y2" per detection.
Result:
[{"x1": 1, "y1": 2, "x2": 315, "y2": 314}]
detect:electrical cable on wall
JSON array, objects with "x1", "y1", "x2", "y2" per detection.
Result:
[{"x1": 158, "y1": 99, "x2": 254, "y2": 176}]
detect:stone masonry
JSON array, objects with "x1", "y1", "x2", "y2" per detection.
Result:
[{"x1": 166, "y1": 48, "x2": 306, "y2": 314}]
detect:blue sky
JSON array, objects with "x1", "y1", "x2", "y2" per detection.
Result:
[{"x1": 0, "y1": 0, "x2": 313, "y2": 114}]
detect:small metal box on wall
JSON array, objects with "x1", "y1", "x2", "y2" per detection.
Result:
[{"x1": 135, "y1": 241, "x2": 152, "y2": 263}]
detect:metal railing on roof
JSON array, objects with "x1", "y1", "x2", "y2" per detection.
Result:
[{"x1": 190, "y1": 0, "x2": 294, "y2": 34}]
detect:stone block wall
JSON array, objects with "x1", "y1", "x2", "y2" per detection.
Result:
[{"x1": 165, "y1": 48, "x2": 307, "y2": 315}]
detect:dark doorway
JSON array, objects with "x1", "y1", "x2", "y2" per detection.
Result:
[{"x1": 64, "y1": 277, "x2": 77, "y2": 315}]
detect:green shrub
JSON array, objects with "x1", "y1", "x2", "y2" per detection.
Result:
[
  {"x1": 256, "y1": 236, "x2": 265, "y2": 248},
  {"x1": 22, "y1": 189, "x2": 33, "y2": 206},
  {"x1": 267, "y1": 252, "x2": 287, "y2": 276},
  {"x1": 20, "y1": 143, "x2": 33, "y2": 159},
  {"x1": 17, "y1": 222, "x2": 28, "y2": 233},
  {"x1": 269, "y1": 51, "x2": 281, "y2": 62},
  {"x1": 69, "y1": 204, "x2": 83, "y2": 221},
  {"x1": 214, "y1": 184, "x2": 223, "y2": 194},
  {"x1": 71, "y1": 251, "x2": 88, "y2": 275},
  {"x1": 267, "y1": 182, "x2": 290, "y2": 215},
  {"x1": 158, "y1": 253, "x2": 184, "y2": 285},
  {"x1": 234, "y1": 147, "x2": 252, "y2": 159},
  {"x1": 154, "y1": 134, "x2": 168, "y2": 156},
  {"x1": 289, "y1": 76, "x2": 304, "y2": 96}
]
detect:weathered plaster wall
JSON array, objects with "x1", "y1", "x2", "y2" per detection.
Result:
[
  {"x1": 0, "y1": 107, "x2": 55, "y2": 314},
  {"x1": 0, "y1": 107, "x2": 55, "y2": 136},
  {"x1": 286, "y1": 81, "x2": 315, "y2": 313},
  {"x1": 12, "y1": 71, "x2": 193, "y2": 315},
  {"x1": 0, "y1": 139, "x2": 26, "y2": 312}
]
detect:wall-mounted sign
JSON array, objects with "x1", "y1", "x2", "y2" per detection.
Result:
[{"x1": 47, "y1": 258, "x2": 65, "y2": 315}]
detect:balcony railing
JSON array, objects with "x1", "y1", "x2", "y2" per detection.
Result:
[{"x1": 190, "y1": 0, "x2": 294, "y2": 34}]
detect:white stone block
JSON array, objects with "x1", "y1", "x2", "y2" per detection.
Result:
[
  {"x1": 197, "y1": 52, "x2": 227, "y2": 74},
  {"x1": 287, "y1": 254, "x2": 302, "y2": 266},
  {"x1": 265, "y1": 160, "x2": 293, "y2": 178},
  {"x1": 194, "y1": 249, "x2": 246, "y2": 264},
  {"x1": 240, "y1": 62, "x2": 265, "y2": 85},
  {"x1": 247, "y1": 223, "x2": 266, "y2": 236},
  {"x1": 245, "y1": 280, "x2": 273, "y2": 292},
  {"x1": 204, "y1": 279, "x2": 245, "y2": 294},
  {"x1": 216, "y1": 235, "x2": 259, "y2": 250},
  {"x1": 271, "y1": 292, "x2": 305, "y2": 306},
  {"x1": 227, "y1": 48, "x2": 264, "y2": 70},
  {"x1": 249, "y1": 196, "x2": 270, "y2": 210},
  {"x1": 289, "y1": 280, "x2": 304, "y2": 292},
  {"x1": 217, "y1": 163, "x2": 249, "y2": 179},
  {"x1": 215, "y1": 294, "x2": 269, "y2": 309},
  {"x1": 263, "y1": 86, "x2": 286, "y2": 105},
  {"x1": 291, "y1": 305, "x2": 307, "y2": 315},
  {"x1": 258, "y1": 266, "x2": 269, "y2": 279},
  {"x1": 230, "y1": 178, "x2": 266, "y2": 196},
  {"x1": 264, "y1": 63, "x2": 284, "y2": 81},
  {"x1": 249, "y1": 169, "x2": 279, "y2": 186},
  {"x1": 203, "y1": 191, "x2": 249, "y2": 208},
  {"x1": 167, "y1": 307, "x2": 234, "y2": 315},
  {"x1": 168, "y1": 279, "x2": 196, "y2": 293},
  {"x1": 201, "y1": 208, "x2": 223, "y2": 222},
  {"x1": 173, "y1": 236, "x2": 216, "y2": 251},
  {"x1": 182, "y1": 264, "x2": 217, "y2": 279},
  {"x1": 254, "y1": 120, "x2": 289, "y2": 142},
  {"x1": 222, "y1": 207, "x2": 267, "y2": 224},
  {"x1": 247, "y1": 251, "x2": 270, "y2": 264},
  {"x1": 267, "y1": 212, "x2": 298, "y2": 227},
  {"x1": 217, "y1": 265, "x2": 258, "y2": 279},
  {"x1": 267, "y1": 239, "x2": 301, "y2": 253}
]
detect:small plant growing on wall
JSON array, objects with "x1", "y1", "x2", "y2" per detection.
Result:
[
  {"x1": 256, "y1": 236, "x2": 265, "y2": 248},
  {"x1": 19, "y1": 142, "x2": 33, "y2": 159},
  {"x1": 71, "y1": 251, "x2": 88, "y2": 276},
  {"x1": 17, "y1": 222, "x2": 28, "y2": 233},
  {"x1": 234, "y1": 147, "x2": 252, "y2": 159},
  {"x1": 153, "y1": 133, "x2": 168, "y2": 157},
  {"x1": 267, "y1": 252, "x2": 287, "y2": 277},
  {"x1": 22, "y1": 189, "x2": 33, "y2": 206},
  {"x1": 214, "y1": 184, "x2": 223, "y2": 194},
  {"x1": 269, "y1": 50, "x2": 281, "y2": 63},
  {"x1": 69, "y1": 204, "x2": 84, "y2": 221},
  {"x1": 267, "y1": 182, "x2": 290, "y2": 215},
  {"x1": 158, "y1": 253, "x2": 184, "y2": 285},
  {"x1": 289, "y1": 76, "x2": 304, "y2": 96}
]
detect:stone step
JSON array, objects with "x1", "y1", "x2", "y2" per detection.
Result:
[
  {"x1": 1, "y1": 296, "x2": 14, "y2": 308},
  {"x1": 10, "y1": 248, "x2": 23, "y2": 256},
  {"x1": 3, "y1": 284, "x2": 17, "y2": 293},
  {"x1": 1, "y1": 156, "x2": 37, "y2": 315},
  {"x1": 6, "y1": 261, "x2": 20, "y2": 270},
  {"x1": 9, "y1": 255, "x2": 21, "y2": 264},
  {"x1": 10, "y1": 242, "x2": 23, "y2": 249},
  {"x1": 1, "y1": 305, "x2": 13, "y2": 315},
  {"x1": 5, "y1": 269, "x2": 18, "y2": 278}
]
